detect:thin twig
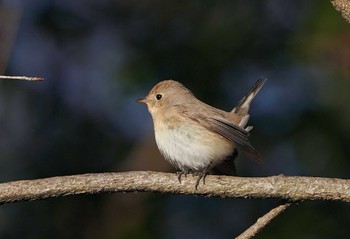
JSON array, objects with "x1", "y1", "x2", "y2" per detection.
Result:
[
  {"x1": 0, "y1": 172, "x2": 349, "y2": 205},
  {"x1": 235, "y1": 202, "x2": 292, "y2": 239},
  {"x1": 0, "y1": 75, "x2": 44, "y2": 81}
]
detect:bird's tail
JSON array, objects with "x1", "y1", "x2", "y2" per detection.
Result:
[{"x1": 231, "y1": 77, "x2": 267, "y2": 128}]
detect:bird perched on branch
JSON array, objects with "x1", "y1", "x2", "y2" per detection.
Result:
[{"x1": 138, "y1": 78, "x2": 266, "y2": 189}]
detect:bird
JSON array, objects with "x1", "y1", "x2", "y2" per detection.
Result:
[{"x1": 138, "y1": 78, "x2": 266, "y2": 189}]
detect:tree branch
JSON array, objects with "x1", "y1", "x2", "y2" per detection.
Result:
[
  {"x1": 0, "y1": 171, "x2": 349, "y2": 204},
  {"x1": 235, "y1": 202, "x2": 292, "y2": 239},
  {"x1": 0, "y1": 75, "x2": 44, "y2": 81},
  {"x1": 331, "y1": 0, "x2": 350, "y2": 24}
]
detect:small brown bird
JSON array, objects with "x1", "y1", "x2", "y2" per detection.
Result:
[{"x1": 138, "y1": 78, "x2": 266, "y2": 188}]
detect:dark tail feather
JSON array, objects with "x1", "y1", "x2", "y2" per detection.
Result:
[{"x1": 232, "y1": 77, "x2": 267, "y2": 115}]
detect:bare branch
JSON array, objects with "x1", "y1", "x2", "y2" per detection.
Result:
[
  {"x1": 0, "y1": 171, "x2": 349, "y2": 204},
  {"x1": 235, "y1": 202, "x2": 292, "y2": 239},
  {"x1": 331, "y1": 0, "x2": 350, "y2": 24},
  {"x1": 0, "y1": 75, "x2": 44, "y2": 81}
]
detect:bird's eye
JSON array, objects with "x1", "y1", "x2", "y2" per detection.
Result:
[{"x1": 155, "y1": 94, "x2": 163, "y2": 100}]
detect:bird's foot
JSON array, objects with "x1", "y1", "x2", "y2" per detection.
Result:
[
  {"x1": 176, "y1": 171, "x2": 190, "y2": 183},
  {"x1": 193, "y1": 170, "x2": 209, "y2": 190}
]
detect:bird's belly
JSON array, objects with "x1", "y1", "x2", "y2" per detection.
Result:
[{"x1": 154, "y1": 122, "x2": 234, "y2": 171}]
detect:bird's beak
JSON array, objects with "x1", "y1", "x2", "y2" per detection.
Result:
[{"x1": 137, "y1": 97, "x2": 148, "y2": 104}]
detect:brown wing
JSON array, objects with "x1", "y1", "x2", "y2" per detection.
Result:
[
  {"x1": 207, "y1": 118, "x2": 262, "y2": 162},
  {"x1": 183, "y1": 104, "x2": 262, "y2": 162}
]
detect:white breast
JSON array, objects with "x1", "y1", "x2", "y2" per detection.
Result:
[{"x1": 154, "y1": 120, "x2": 234, "y2": 172}]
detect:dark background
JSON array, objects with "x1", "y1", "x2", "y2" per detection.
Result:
[{"x1": 1, "y1": 0, "x2": 350, "y2": 238}]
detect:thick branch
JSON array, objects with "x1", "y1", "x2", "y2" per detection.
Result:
[{"x1": 0, "y1": 171, "x2": 349, "y2": 204}]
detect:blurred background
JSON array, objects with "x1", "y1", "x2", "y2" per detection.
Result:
[{"x1": 0, "y1": 0, "x2": 350, "y2": 238}]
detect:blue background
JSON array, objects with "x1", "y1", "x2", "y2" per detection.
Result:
[{"x1": 0, "y1": 0, "x2": 350, "y2": 238}]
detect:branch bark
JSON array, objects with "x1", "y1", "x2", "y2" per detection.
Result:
[
  {"x1": 235, "y1": 202, "x2": 292, "y2": 239},
  {"x1": 331, "y1": 0, "x2": 350, "y2": 24},
  {"x1": 0, "y1": 171, "x2": 349, "y2": 204},
  {"x1": 0, "y1": 75, "x2": 44, "y2": 81}
]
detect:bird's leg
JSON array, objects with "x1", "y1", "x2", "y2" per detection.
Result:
[
  {"x1": 176, "y1": 170, "x2": 190, "y2": 183},
  {"x1": 194, "y1": 173, "x2": 206, "y2": 190},
  {"x1": 176, "y1": 172, "x2": 184, "y2": 183},
  {"x1": 194, "y1": 164, "x2": 212, "y2": 190}
]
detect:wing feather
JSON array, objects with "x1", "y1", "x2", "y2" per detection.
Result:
[
  {"x1": 207, "y1": 118, "x2": 262, "y2": 162},
  {"x1": 184, "y1": 108, "x2": 262, "y2": 162}
]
